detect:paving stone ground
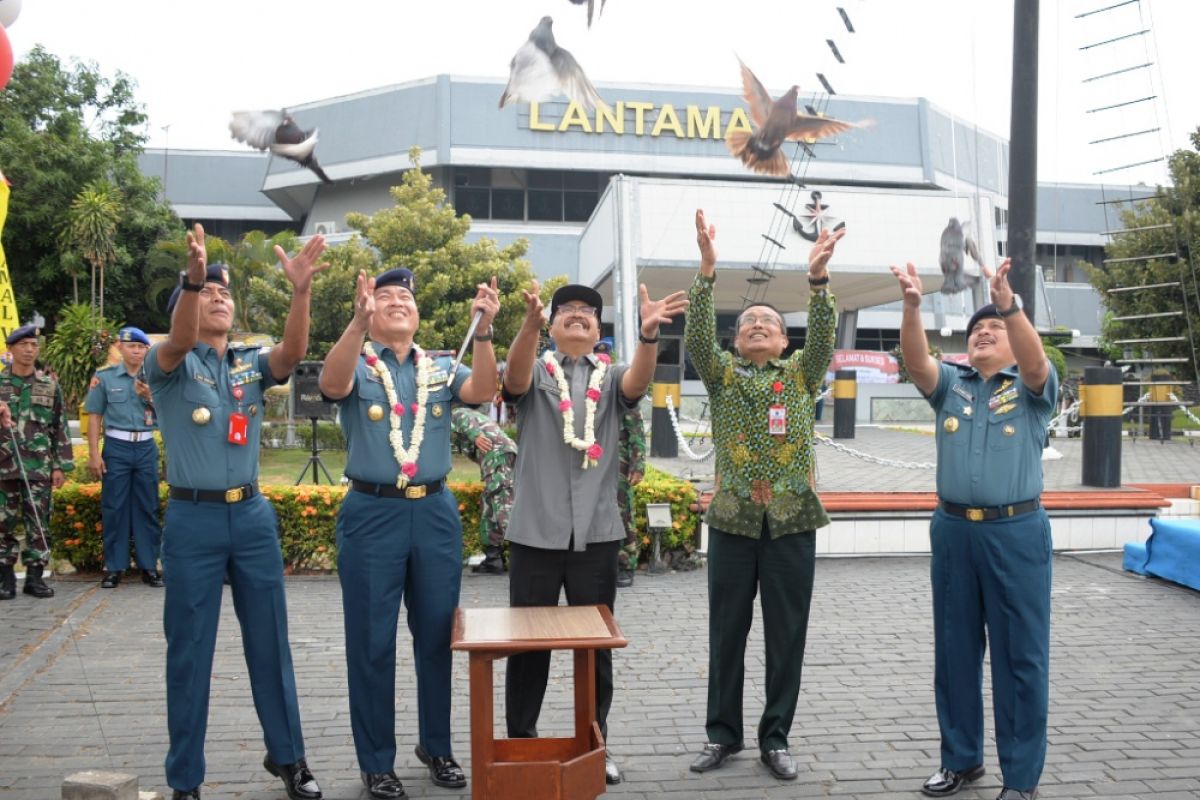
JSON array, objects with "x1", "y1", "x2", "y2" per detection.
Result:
[{"x1": 1, "y1": 551, "x2": 1198, "y2": 800}]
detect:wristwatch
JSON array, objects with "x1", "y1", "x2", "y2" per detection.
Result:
[
  {"x1": 473, "y1": 327, "x2": 494, "y2": 342},
  {"x1": 179, "y1": 272, "x2": 204, "y2": 293},
  {"x1": 998, "y1": 294, "x2": 1024, "y2": 318},
  {"x1": 638, "y1": 332, "x2": 660, "y2": 345}
]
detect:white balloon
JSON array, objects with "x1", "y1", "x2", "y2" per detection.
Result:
[{"x1": 0, "y1": 0, "x2": 21, "y2": 29}]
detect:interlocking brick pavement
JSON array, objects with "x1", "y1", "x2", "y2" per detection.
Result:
[{"x1": 1, "y1": 550, "x2": 1198, "y2": 799}]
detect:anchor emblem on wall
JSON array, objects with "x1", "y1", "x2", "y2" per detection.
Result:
[{"x1": 792, "y1": 190, "x2": 845, "y2": 242}]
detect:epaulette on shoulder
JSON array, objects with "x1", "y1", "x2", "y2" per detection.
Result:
[{"x1": 97, "y1": 363, "x2": 120, "y2": 373}]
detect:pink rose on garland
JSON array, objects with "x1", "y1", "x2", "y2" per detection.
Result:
[
  {"x1": 393, "y1": 403, "x2": 405, "y2": 416},
  {"x1": 365, "y1": 355, "x2": 379, "y2": 367},
  {"x1": 401, "y1": 462, "x2": 418, "y2": 478},
  {"x1": 586, "y1": 443, "x2": 603, "y2": 460},
  {"x1": 545, "y1": 362, "x2": 556, "y2": 376},
  {"x1": 411, "y1": 403, "x2": 419, "y2": 415},
  {"x1": 559, "y1": 399, "x2": 572, "y2": 412},
  {"x1": 586, "y1": 388, "x2": 601, "y2": 401},
  {"x1": 597, "y1": 353, "x2": 611, "y2": 364}
]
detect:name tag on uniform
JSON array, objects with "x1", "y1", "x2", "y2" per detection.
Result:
[
  {"x1": 952, "y1": 385, "x2": 974, "y2": 403},
  {"x1": 768, "y1": 404, "x2": 787, "y2": 435},
  {"x1": 31, "y1": 394, "x2": 54, "y2": 407},
  {"x1": 193, "y1": 373, "x2": 216, "y2": 387}
]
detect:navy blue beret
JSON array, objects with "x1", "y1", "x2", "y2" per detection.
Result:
[
  {"x1": 375, "y1": 268, "x2": 415, "y2": 294},
  {"x1": 118, "y1": 326, "x2": 151, "y2": 346},
  {"x1": 5, "y1": 324, "x2": 39, "y2": 347},
  {"x1": 966, "y1": 303, "x2": 1000, "y2": 337},
  {"x1": 166, "y1": 263, "x2": 232, "y2": 313}
]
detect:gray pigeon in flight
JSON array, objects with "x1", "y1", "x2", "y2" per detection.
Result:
[
  {"x1": 229, "y1": 110, "x2": 333, "y2": 184},
  {"x1": 499, "y1": 16, "x2": 607, "y2": 114},
  {"x1": 726, "y1": 58, "x2": 868, "y2": 177},
  {"x1": 938, "y1": 217, "x2": 983, "y2": 294},
  {"x1": 567, "y1": 0, "x2": 607, "y2": 28}
]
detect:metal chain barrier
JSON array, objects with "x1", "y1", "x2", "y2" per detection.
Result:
[
  {"x1": 664, "y1": 394, "x2": 716, "y2": 461},
  {"x1": 814, "y1": 432, "x2": 937, "y2": 469},
  {"x1": 1169, "y1": 392, "x2": 1200, "y2": 426}
]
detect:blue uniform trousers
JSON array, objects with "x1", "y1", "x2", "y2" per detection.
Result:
[
  {"x1": 162, "y1": 495, "x2": 306, "y2": 792},
  {"x1": 930, "y1": 506, "x2": 1052, "y2": 792},
  {"x1": 101, "y1": 437, "x2": 162, "y2": 571},
  {"x1": 337, "y1": 488, "x2": 463, "y2": 772}
]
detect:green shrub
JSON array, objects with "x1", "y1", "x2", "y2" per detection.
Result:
[
  {"x1": 41, "y1": 304, "x2": 121, "y2": 411},
  {"x1": 631, "y1": 465, "x2": 700, "y2": 556}
]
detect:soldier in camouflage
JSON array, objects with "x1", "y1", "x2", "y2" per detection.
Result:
[
  {"x1": 0, "y1": 324, "x2": 74, "y2": 600},
  {"x1": 450, "y1": 405, "x2": 516, "y2": 575}
]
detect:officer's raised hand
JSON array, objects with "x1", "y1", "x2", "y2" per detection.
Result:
[
  {"x1": 472, "y1": 276, "x2": 501, "y2": 331},
  {"x1": 275, "y1": 235, "x2": 330, "y2": 295},
  {"x1": 638, "y1": 284, "x2": 689, "y2": 339},
  {"x1": 185, "y1": 222, "x2": 207, "y2": 284},
  {"x1": 696, "y1": 209, "x2": 717, "y2": 278},
  {"x1": 889, "y1": 262, "x2": 925, "y2": 307},
  {"x1": 351, "y1": 270, "x2": 376, "y2": 332},
  {"x1": 981, "y1": 258, "x2": 1014, "y2": 310},
  {"x1": 807, "y1": 226, "x2": 845, "y2": 281},
  {"x1": 521, "y1": 278, "x2": 544, "y2": 328}
]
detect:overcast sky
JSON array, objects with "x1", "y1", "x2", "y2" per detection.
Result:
[{"x1": 5, "y1": 0, "x2": 1198, "y2": 186}]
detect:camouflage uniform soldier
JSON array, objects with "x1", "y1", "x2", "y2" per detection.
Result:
[
  {"x1": 616, "y1": 404, "x2": 646, "y2": 587},
  {"x1": 450, "y1": 406, "x2": 516, "y2": 575},
  {"x1": 0, "y1": 324, "x2": 74, "y2": 600}
]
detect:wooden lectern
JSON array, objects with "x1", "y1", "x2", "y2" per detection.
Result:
[{"x1": 451, "y1": 605, "x2": 627, "y2": 800}]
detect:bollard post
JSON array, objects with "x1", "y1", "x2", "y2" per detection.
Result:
[
  {"x1": 1081, "y1": 366, "x2": 1122, "y2": 487},
  {"x1": 650, "y1": 364, "x2": 680, "y2": 457},
  {"x1": 833, "y1": 368, "x2": 857, "y2": 439}
]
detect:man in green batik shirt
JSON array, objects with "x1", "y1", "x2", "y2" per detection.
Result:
[{"x1": 685, "y1": 208, "x2": 843, "y2": 782}]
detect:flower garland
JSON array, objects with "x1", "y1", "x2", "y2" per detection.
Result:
[
  {"x1": 364, "y1": 342, "x2": 433, "y2": 488},
  {"x1": 543, "y1": 350, "x2": 608, "y2": 468}
]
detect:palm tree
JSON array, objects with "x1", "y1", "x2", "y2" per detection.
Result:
[{"x1": 61, "y1": 181, "x2": 123, "y2": 318}]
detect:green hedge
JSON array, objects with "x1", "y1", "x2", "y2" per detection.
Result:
[{"x1": 49, "y1": 470, "x2": 700, "y2": 572}]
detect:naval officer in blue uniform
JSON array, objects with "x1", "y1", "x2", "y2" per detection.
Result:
[
  {"x1": 146, "y1": 223, "x2": 329, "y2": 800},
  {"x1": 85, "y1": 326, "x2": 164, "y2": 589},
  {"x1": 319, "y1": 268, "x2": 500, "y2": 799},
  {"x1": 892, "y1": 258, "x2": 1056, "y2": 800}
]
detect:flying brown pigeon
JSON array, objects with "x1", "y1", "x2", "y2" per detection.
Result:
[
  {"x1": 567, "y1": 0, "x2": 607, "y2": 28},
  {"x1": 726, "y1": 58, "x2": 866, "y2": 177},
  {"x1": 939, "y1": 217, "x2": 983, "y2": 294},
  {"x1": 229, "y1": 110, "x2": 332, "y2": 184},
  {"x1": 499, "y1": 16, "x2": 606, "y2": 113}
]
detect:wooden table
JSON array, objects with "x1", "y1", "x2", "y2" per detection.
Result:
[{"x1": 451, "y1": 605, "x2": 628, "y2": 800}]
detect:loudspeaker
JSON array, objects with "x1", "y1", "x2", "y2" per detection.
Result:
[{"x1": 292, "y1": 361, "x2": 334, "y2": 419}]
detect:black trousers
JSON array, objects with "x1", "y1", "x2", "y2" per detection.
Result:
[{"x1": 505, "y1": 539, "x2": 620, "y2": 740}]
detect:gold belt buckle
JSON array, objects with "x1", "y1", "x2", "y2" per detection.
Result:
[
  {"x1": 224, "y1": 487, "x2": 245, "y2": 503},
  {"x1": 966, "y1": 507, "x2": 985, "y2": 522},
  {"x1": 404, "y1": 485, "x2": 427, "y2": 499}
]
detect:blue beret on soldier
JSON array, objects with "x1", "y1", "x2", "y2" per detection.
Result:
[
  {"x1": 5, "y1": 324, "x2": 40, "y2": 346},
  {"x1": 375, "y1": 268, "x2": 415, "y2": 294},
  {"x1": 966, "y1": 303, "x2": 1000, "y2": 338},
  {"x1": 118, "y1": 326, "x2": 151, "y2": 346},
  {"x1": 166, "y1": 263, "x2": 232, "y2": 314}
]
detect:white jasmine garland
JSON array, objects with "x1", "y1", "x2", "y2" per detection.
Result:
[
  {"x1": 543, "y1": 350, "x2": 607, "y2": 468},
  {"x1": 364, "y1": 342, "x2": 433, "y2": 488}
]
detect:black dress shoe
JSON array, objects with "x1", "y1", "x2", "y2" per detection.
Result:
[
  {"x1": 472, "y1": 557, "x2": 506, "y2": 575},
  {"x1": 615, "y1": 568, "x2": 634, "y2": 588},
  {"x1": 101, "y1": 572, "x2": 121, "y2": 589},
  {"x1": 604, "y1": 752, "x2": 622, "y2": 784},
  {"x1": 761, "y1": 749, "x2": 797, "y2": 781},
  {"x1": 996, "y1": 788, "x2": 1038, "y2": 800},
  {"x1": 415, "y1": 743, "x2": 466, "y2": 788},
  {"x1": 142, "y1": 569, "x2": 165, "y2": 587},
  {"x1": 362, "y1": 771, "x2": 407, "y2": 799},
  {"x1": 922, "y1": 765, "x2": 986, "y2": 797},
  {"x1": 171, "y1": 790, "x2": 200, "y2": 799},
  {"x1": 263, "y1": 755, "x2": 322, "y2": 800},
  {"x1": 689, "y1": 742, "x2": 742, "y2": 773}
]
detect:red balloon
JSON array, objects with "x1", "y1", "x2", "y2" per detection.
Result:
[{"x1": 0, "y1": 26, "x2": 11, "y2": 92}]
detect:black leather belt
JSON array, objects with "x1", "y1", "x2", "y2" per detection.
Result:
[
  {"x1": 169, "y1": 483, "x2": 259, "y2": 504},
  {"x1": 941, "y1": 499, "x2": 1040, "y2": 522},
  {"x1": 351, "y1": 479, "x2": 444, "y2": 500}
]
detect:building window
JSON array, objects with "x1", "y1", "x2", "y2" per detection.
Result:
[{"x1": 452, "y1": 167, "x2": 604, "y2": 222}]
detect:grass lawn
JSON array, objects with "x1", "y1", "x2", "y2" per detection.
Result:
[{"x1": 258, "y1": 448, "x2": 480, "y2": 486}]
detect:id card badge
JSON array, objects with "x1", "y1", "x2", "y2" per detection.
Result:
[
  {"x1": 228, "y1": 412, "x2": 249, "y2": 446},
  {"x1": 768, "y1": 404, "x2": 787, "y2": 436}
]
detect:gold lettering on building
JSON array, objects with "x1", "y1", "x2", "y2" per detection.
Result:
[
  {"x1": 524, "y1": 100, "x2": 759, "y2": 140},
  {"x1": 650, "y1": 103, "x2": 685, "y2": 138}
]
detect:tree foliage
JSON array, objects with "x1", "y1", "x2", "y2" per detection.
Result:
[
  {"x1": 256, "y1": 148, "x2": 561, "y2": 362},
  {"x1": 1086, "y1": 127, "x2": 1200, "y2": 381},
  {"x1": 0, "y1": 46, "x2": 177, "y2": 331},
  {"x1": 40, "y1": 303, "x2": 120, "y2": 411}
]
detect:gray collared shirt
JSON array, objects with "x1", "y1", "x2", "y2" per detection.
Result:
[{"x1": 507, "y1": 352, "x2": 635, "y2": 552}]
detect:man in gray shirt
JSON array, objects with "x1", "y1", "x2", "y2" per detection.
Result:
[{"x1": 502, "y1": 279, "x2": 687, "y2": 785}]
